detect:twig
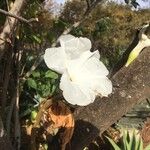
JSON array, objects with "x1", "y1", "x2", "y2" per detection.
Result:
[
  {"x1": 85, "y1": 0, "x2": 90, "y2": 9},
  {"x1": 84, "y1": 0, "x2": 104, "y2": 15},
  {"x1": 24, "y1": 55, "x2": 44, "y2": 79},
  {"x1": 14, "y1": 48, "x2": 23, "y2": 150},
  {"x1": 20, "y1": 62, "x2": 27, "y2": 76},
  {"x1": 14, "y1": 81, "x2": 21, "y2": 150},
  {"x1": 5, "y1": 0, "x2": 10, "y2": 11},
  {"x1": 0, "y1": 0, "x2": 26, "y2": 60},
  {"x1": 0, "y1": 9, "x2": 37, "y2": 25}
]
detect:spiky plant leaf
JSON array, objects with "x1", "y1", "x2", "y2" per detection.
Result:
[
  {"x1": 106, "y1": 136, "x2": 121, "y2": 150},
  {"x1": 138, "y1": 138, "x2": 143, "y2": 150},
  {"x1": 131, "y1": 130, "x2": 137, "y2": 150},
  {"x1": 123, "y1": 130, "x2": 131, "y2": 150}
]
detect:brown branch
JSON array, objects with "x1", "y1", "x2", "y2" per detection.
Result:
[
  {"x1": 14, "y1": 82, "x2": 21, "y2": 150},
  {"x1": 71, "y1": 47, "x2": 150, "y2": 149},
  {"x1": 62, "y1": 0, "x2": 104, "y2": 36},
  {"x1": 23, "y1": 55, "x2": 44, "y2": 79},
  {"x1": 0, "y1": 9, "x2": 37, "y2": 25},
  {"x1": 84, "y1": 0, "x2": 104, "y2": 15},
  {"x1": 0, "y1": 0, "x2": 26, "y2": 60},
  {"x1": 85, "y1": 0, "x2": 90, "y2": 9},
  {"x1": 13, "y1": 46, "x2": 23, "y2": 150}
]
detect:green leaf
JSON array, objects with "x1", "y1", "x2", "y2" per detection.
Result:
[
  {"x1": 32, "y1": 71, "x2": 40, "y2": 78},
  {"x1": 27, "y1": 55, "x2": 34, "y2": 61},
  {"x1": 138, "y1": 137, "x2": 143, "y2": 150},
  {"x1": 51, "y1": 85, "x2": 57, "y2": 94},
  {"x1": 45, "y1": 70, "x2": 58, "y2": 79},
  {"x1": 37, "y1": 83, "x2": 51, "y2": 98},
  {"x1": 133, "y1": 131, "x2": 141, "y2": 150},
  {"x1": 31, "y1": 35, "x2": 42, "y2": 43},
  {"x1": 122, "y1": 130, "x2": 127, "y2": 150},
  {"x1": 27, "y1": 78, "x2": 37, "y2": 89},
  {"x1": 31, "y1": 110, "x2": 38, "y2": 122},
  {"x1": 124, "y1": 130, "x2": 131, "y2": 150},
  {"x1": 43, "y1": 144, "x2": 48, "y2": 150},
  {"x1": 129, "y1": 131, "x2": 135, "y2": 150},
  {"x1": 121, "y1": 129, "x2": 143, "y2": 150},
  {"x1": 106, "y1": 136, "x2": 121, "y2": 150}
]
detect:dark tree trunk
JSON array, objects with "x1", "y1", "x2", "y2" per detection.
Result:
[{"x1": 71, "y1": 47, "x2": 150, "y2": 150}]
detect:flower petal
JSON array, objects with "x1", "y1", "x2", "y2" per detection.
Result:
[
  {"x1": 78, "y1": 56, "x2": 112, "y2": 96},
  {"x1": 91, "y1": 77, "x2": 112, "y2": 97},
  {"x1": 44, "y1": 47, "x2": 66, "y2": 74},
  {"x1": 60, "y1": 71, "x2": 95, "y2": 106},
  {"x1": 93, "y1": 50, "x2": 100, "y2": 59},
  {"x1": 67, "y1": 51, "x2": 109, "y2": 83},
  {"x1": 59, "y1": 34, "x2": 92, "y2": 59},
  {"x1": 84, "y1": 57, "x2": 109, "y2": 76},
  {"x1": 66, "y1": 50, "x2": 112, "y2": 97}
]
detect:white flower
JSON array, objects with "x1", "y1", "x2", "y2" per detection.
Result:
[
  {"x1": 60, "y1": 51, "x2": 112, "y2": 106},
  {"x1": 44, "y1": 34, "x2": 91, "y2": 74},
  {"x1": 44, "y1": 34, "x2": 112, "y2": 106}
]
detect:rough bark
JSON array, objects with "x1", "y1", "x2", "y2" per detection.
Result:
[
  {"x1": 0, "y1": 115, "x2": 14, "y2": 150},
  {"x1": 0, "y1": 0, "x2": 26, "y2": 149},
  {"x1": 71, "y1": 47, "x2": 150, "y2": 150},
  {"x1": 0, "y1": 0, "x2": 26, "y2": 60},
  {"x1": 0, "y1": 133, "x2": 14, "y2": 150}
]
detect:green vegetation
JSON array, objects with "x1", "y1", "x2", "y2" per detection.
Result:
[{"x1": 107, "y1": 129, "x2": 150, "y2": 150}]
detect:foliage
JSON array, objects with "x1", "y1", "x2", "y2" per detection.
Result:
[
  {"x1": 79, "y1": 2, "x2": 150, "y2": 67},
  {"x1": 0, "y1": 0, "x2": 149, "y2": 116},
  {"x1": 107, "y1": 129, "x2": 150, "y2": 150},
  {"x1": 60, "y1": 0, "x2": 86, "y2": 24},
  {"x1": 20, "y1": 68, "x2": 60, "y2": 118},
  {"x1": 1, "y1": 0, "x2": 148, "y2": 118}
]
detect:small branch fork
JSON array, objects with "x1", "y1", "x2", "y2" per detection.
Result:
[{"x1": 0, "y1": 9, "x2": 38, "y2": 25}]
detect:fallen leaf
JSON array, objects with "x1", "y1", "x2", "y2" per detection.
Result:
[
  {"x1": 140, "y1": 118, "x2": 150, "y2": 148},
  {"x1": 46, "y1": 101, "x2": 74, "y2": 150}
]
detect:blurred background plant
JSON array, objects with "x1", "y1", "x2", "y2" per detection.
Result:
[{"x1": 107, "y1": 129, "x2": 150, "y2": 150}]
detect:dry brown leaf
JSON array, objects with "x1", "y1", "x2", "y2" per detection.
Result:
[
  {"x1": 140, "y1": 118, "x2": 150, "y2": 148},
  {"x1": 46, "y1": 101, "x2": 74, "y2": 150}
]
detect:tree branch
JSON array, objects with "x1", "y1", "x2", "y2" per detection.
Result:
[
  {"x1": 71, "y1": 47, "x2": 150, "y2": 149},
  {"x1": 0, "y1": 9, "x2": 37, "y2": 25},
  {"x1": 0, "y1": 0, "x2": 26, "y2": 60}
]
